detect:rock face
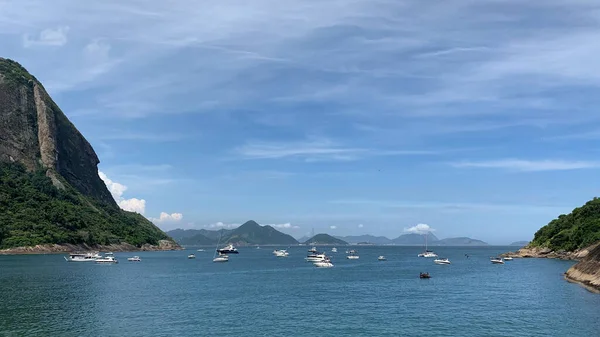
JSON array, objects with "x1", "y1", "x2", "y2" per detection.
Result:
[
  {"x1": 565, "y1": 242, "x2": 600, "y2": 293},
  {"x1": 0, "y1": 58, "x2": 114, "y2": 206},
  {"x1": 502, "y1": 245, "x2": 592, "y2": 260}
]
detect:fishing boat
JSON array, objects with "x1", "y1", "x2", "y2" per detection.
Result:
[{"x1": 420, "y1": 272, "x2": 431, "y2": 279}]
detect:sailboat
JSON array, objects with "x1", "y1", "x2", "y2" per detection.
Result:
[
  {"x1": 417, "y1": 232, "x2": 438, "y2": 258},
  {"x1": 213, "y1": 233, "x2": 229, "y2": 263}
]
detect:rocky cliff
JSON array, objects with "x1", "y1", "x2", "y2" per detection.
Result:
[
  {"x1": 0, "y1": 58, "x2": 114, "y2": 205},
  {"x1": 565, "y1": 242, "x2": 600, "y2": 293},
  {"x1": 0, "y1": 58, "x2": 179, "y2": 252}
]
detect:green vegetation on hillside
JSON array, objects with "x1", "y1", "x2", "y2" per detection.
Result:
[
  {"x1": 305, "y1": 234, "x2": 348, "y2": 245},
  {"x1": 0, "y1": 58, "x2": 37, "y2": 88},
  {"x1": 530, "y1": 198, "x2": 600, "y2": 251},
  {"x1": 0, "y1": 162, "x2": 169, "y2": 249}
]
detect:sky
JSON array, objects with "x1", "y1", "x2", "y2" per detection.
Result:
[{"x1": 1, "y1": 0, "x2": 600, "y2": 244}]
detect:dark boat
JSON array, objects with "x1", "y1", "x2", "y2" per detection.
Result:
[
  {"x1": 217, "y1": 244, "x2": 239, "y2": 254},
  {"x1": 420, "y1": 272, "x2": 431, "y2": 279}
]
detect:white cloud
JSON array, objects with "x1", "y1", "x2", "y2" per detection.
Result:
[
  {"x1": 450, "y1": 159, "x2": 600, "y2": 172},
  {"x1": 205, "y1": 222, "x2": 240, "y2": 229},
  {"x1": 23, "y1": 26, "x2": 70, "y2": 47},
  {"x1": 98, "y1": 171, "x2": 146, "y2": 214},
  {"x1": 150, "y1": 212, "x2": 183, "y2": 223},
  {"x1": 271, "y1": 223, "x2": 300, "y2": 229},
  {"x1": 358, "y1": 224, "x2": 364, "y2": 228},
  {"x1": 329, "y1": 225, "x2": 337, "y2": 229},
  {"x1": 404, "y1": 223, "x2": 435, "y2": 234}
]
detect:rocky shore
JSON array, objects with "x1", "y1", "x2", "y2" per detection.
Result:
[
  {"x1": 501, "y1": 245, "x2": 592, "y2": 261},
  {"x1": 564, "y1": 242, "x2": 600, "y2": 293},
  {"x1": 0, "y1": 240, "x2": 181, "y2": 255}
]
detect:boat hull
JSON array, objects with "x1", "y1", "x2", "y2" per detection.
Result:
[{"x1": 217, "y1": 250, "x2": 239, "y2": 254}]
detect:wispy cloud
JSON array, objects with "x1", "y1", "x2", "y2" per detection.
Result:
[
  {"x1": 205, "y1": 222, "x2": 240, "y2": 229},
  {"x1": 23, "y1": 26, "x2": 69, "y2": 47},
  {"x1": 450, "y1": 159, "x2": 600, "y2": 172},
  {"x1": 271, "y1": 223, "x2": 300, "y2": 229},
  {"x1": 329, "y1": 225, "x2": 337, "y2": 230}
]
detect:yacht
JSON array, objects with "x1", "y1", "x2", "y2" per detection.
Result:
[
  {"x1": 197, "y1": 249, "x2": 205, "y2": 252},
  {"x1": 127, "y1": 256, "x2": 141, "y2": 262},
  {"x1": 95, "y1": 256, "x2": 118, "y2": 264},
  {"x1": 314, "y1": 259, "x2": 334, "y2": 268},
  {"x1": 417, "y1": 232, "x2": 438, "y2": 257},
  {"x1": 217, "y1": 244, "x2": 239, "y2": 254},
  {"x1": 378, "y1": 255, "x2": 387, "y2": 261},
  {"x1": 308, "y1": 247, "x2": 318, "y2": 253},
  {"x1": 305, "y1": 253, "x2": 328, "y2": 262},
  {"x1": 213, "y1": 253, "x2": 229, "y2": 263},
  {"x1": 273, "y1": 249, "x2": 289, "y2": 257},
  {"x1": 504, "y1": 256, "x2": 513, "y2": 261},
  {"x1": 490, "y1": 257, "x2": 505, "y2": 264},
  {"x1": 64, "y1": 252, "x2": 101, "y2": 262},
  {"x1": 331, "y1": 247, "x2": 338, "y2": 253},
  {"x1": 187, "y1": 254, "x2": 196, "y2": 259},
  {"x1": 347, "y1": 250, "x2": 359, "y2": 259},
  {"x1": 434, "y1": 258, "x2": 451, "y2": 265}
]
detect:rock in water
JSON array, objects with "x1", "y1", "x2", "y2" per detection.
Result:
[
  {"x1": 0, "y1": 58, "x2": 179, "y2": 252},
  {"x1": 565, "y1": 242, "x2": 600, "y2": 293}
]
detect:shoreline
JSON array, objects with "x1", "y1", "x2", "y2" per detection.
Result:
[
  {"x1": 0, "y1": 240, "x2": 182, "y2": 255},
  {"x1": 564, "y1": 273, "x2": 600, "y2": 294}
]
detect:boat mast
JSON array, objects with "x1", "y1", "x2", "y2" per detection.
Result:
[{"x1": 214, "y1": 231, "x2": 222, "y2": 259}]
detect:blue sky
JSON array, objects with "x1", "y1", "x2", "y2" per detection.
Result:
[{"x1": 2, "y1": 0, "x2": 600, "y2": 244}]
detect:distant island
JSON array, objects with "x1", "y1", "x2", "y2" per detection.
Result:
[
  {"x1": 0, "y1": 58, "x2": 178, "y2": 253},
  {"x1": 304, "y1": 234, "x2": 348, "y2": 245},
  {"x1": 509, "y1": 241, "x2": 530, "y2": 247}
]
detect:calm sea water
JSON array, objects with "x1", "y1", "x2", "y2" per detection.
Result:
[{"x1": 1, "y1": 246, "x2": 599, "y2": 337}]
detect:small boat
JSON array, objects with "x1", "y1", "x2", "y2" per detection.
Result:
[
  {"x1": 434, "y1": 258, "x2": 451, "y2": 265},
  {"x1": 331, "y1": 247, "x2": 338, "y2": 253},
  {"x1": 64, "y1": 252, "x2": 101, "y2": 262},
  {"x1": 504, "y1": 256, "x2": 513, "y2": 261},
  {"x1": 314, "y1": 258, "x2": 334, "y2": 268},
  {"x1": 217, "y1": 244, "x2": 239, "y2": 254},
  {"x1": 378, "y1": 255, "x2": 386, "y2": 261},
  {"x1": 308, "y1": 247, "x2": 318, "y2": 253},
  {"x1": 418, "y1": 250, "x2": 438, "y2": 258},
  {"x1": 95, "y1": 256, "x2": 118, "y2": 264},
  {"x1": 197, "y1": 249, "x2": 205, "y2": 252},
  {"x1": 490, "y1": 257, "x2": 505, "y2": 264},
  {"x1": 305, "y1": 253, "x2": 327, "y2": 262},
  {"x1": 273, "y1": 249, "x2": 289, "y2": 257},
  {"x1": 127, "y1": 256, "x2": 141, "y2": 262},
  {"x1": 347, "y1": 250, "x2": 359, "y2": 259},
  {"x1": 420, "y1": 272, "x2": 431, "y2": 279},
  {"x1": 213, "y1": 253, "x2": 229, "y2": 263},
  {"x1": 256, "y1": 246, "x2": 261, "y2": 249},
  {"x1": 105, "y1": 252, "x2": 114, "y2": 256},
  {"x1": 188, "y1": 254, "x2": 196, "y2": 259}
]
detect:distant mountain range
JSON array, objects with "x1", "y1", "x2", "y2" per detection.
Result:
[
  {"x1": 336, "y1": 233, "x2": 488, "y2": 246},
  {"x1": 305, "y1": 234, "x2": 348, "y2": 245},
  {"x1": 509, "y1": 241, "x2": 529, "y2": 247},
  {"x1": 335, "y1": 235, "x2": 393, "y2": 245},
  {"x1": 167, "y1": 220, "x2": 298, "y2": 246}
]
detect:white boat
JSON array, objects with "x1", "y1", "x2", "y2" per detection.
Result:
[
  {"x1": 308, "y1": 247, "x2": 318, "y2": 253},
  {"x1": 305, "y1": 253, "x2": 327, "y2": 262},
  {"x1": 188, "y1": 254, "x2": 196, "y2": 259},
  {"x1": 491, "y1": 257, "x2": 505, "y2": 264},
  {"x1": 417, "y1": 232, "x2": 438, "y2": 257},
  {"x1": 217, "y1": 244, "x2": 239, "y2": 254},
  {"x1": 95, "y1": 256, "x2": 118, "y2": 264},
  {"x1": 347, "y1": 250, "x2": 359, "y2": 259},
  {"x1": 314, "y1": 259, "x2": 334, "y2": 268},
  {"x1": 197, "y1": 249, "x2": 205, "y2": 252},
  {"x1": 504, "y1": 256, "x2": 513, "y2": 261},
  {"x1": 378, "y1": 255, "x2": 386, "y2": 261},
  {"x1": 105, "y1": 252, "x2": 114, "y2": 256},
  {"x1": 127, "y1": 256, "x2": 141, "y2": 262},
  {"x1": 273, "y1": 249, "x2": 289, "y2": 257},
  {"x1": 331, "y1": 247, "x2": 338, "y2": 253},
  {"x1": 434, "y1": 258, "x2": 451, "y2": 265},
  {"x1": 64, "y1": 252, "x2": 101, "y2": 262},
  {"x1": 213, "y1": 253, "x2": 229, "y2": 263}
]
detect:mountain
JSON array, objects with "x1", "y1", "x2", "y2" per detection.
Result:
[
  {"x1": 221, "y1": 220, "x2": 298, "y2": 245},
  {"x1": 305, "y1": 234, "x2": 348, "y2": 245},
  {"x1": 336, "y1": 235, "x2": 392, "y2": 245},
  {"x1": 166, "y1": 228, "x2": 232, "y2": 243},
  {"x1": 297, "y1": 236, "x2": 310, "y2": 243},
  {"x1": 392, "y1": 233, "x2": 439, "y2": 245},
  {"x1": 435, "y1": 237, "x2": 488, "y2": 246},
  {"x1": 509, "y1": 241, "x2": 530, "y2": 247},
  {"x1": 530, "y1": 197, "x2": 600, "y2": 251},
  {"x1": 178, "y1": 233, "x2": 215, "y2": 246},
  {"x1": 0, "y1": 58, "x2": 177, "y2": 251}
]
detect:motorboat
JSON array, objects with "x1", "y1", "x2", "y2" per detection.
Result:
[
  {"x1": 491, "y1": 257, "x2": 505, "y2": 264},
  {"x1": 420, "y1": 272, "x2": 431, "y2": 279},
  {"x1": 378, "y1": 255, "x2": 387, "y2": 261},
  {"x1": 308, "y1": 247, "x2": 318, "y2": 253},
  {"x1": 95, "y1": 256, "x2": 118, "y2": 264},
  {"x1": 188, "y1": 254, "x2": 196, "y2": 259},
  {"x1": 347, "y1": 250, "x2": 359, "y2": 259},
  {"x1": 127, "y1": 256, "x2": 141, "y2": 262},
  {"x1": 314, "y1": 259, "x2": 334, "y2": 268},
  {"x1": 273, "y1": 249, "x2": 289, "y2": 257},
  {"x1": 64, "y1": 252, "x2": 101, "y2": 262},
  {"x1": 213, "y1": 253, "x2": 229, "y2": 263},
  {"x1": 418, "y1": 250, "x2": 438, "y2": 258},
  {"x1": 504, "y1": 256, "x2": 513, "y2": 261},
  {"x1": 434, "y1": 258, "x2": 451, "y2": 265},
  {"x1": 305, "y1": 253, "x2": 327, "y2": 262},
  {"x1": 331, "y1": 247, "x2": 338, "y2": 253},
  {"x1": 217, "y1": 244, "x2": 239, "y2": 254},
  {"x1": 197, "y1": 249, "x2": 205, "y2": 252},
  {"x1": 105, "y1": 252, "x2": 114, "y2": 256}
]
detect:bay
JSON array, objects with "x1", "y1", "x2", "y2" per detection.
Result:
[{"x1": 1, "y1": 246, "x2": 599, "y2": 336}]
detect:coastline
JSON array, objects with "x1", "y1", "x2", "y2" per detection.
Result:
[{"x1": 0, "y1": 240, "x2": 182, "y2": 255}]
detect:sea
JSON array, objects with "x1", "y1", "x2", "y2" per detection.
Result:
[{"x1": 1, "y1": 246, "x2": 599, "y2": 337}]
